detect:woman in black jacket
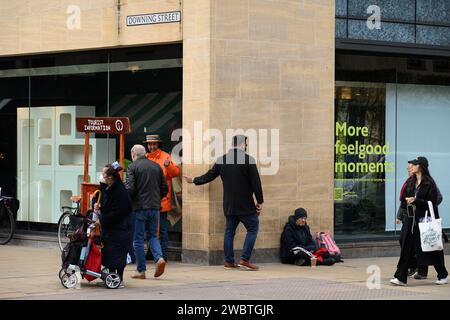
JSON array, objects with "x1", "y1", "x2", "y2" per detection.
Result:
[
  {"x1": 94, "y1": 162, "x2": 133, "y2": 288},
  {"x1": 391, "y1": 157, "x2": 448, "y2": 286}
]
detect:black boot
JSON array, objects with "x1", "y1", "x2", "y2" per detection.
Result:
[
  {"x1": 294, "y1": 258, "x2": 306, "y2": 266},
  {"x1": 320, "y1": 257, "x2": 335, "y2": 266},
  {"x1": 443, "y1": 232, "x2": 449, "y2": 243}
]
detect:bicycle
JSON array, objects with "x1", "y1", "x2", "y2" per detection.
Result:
[
  {"x1": 0, "y1": 195, "x2": 19, "y2": 245},
  {"x1": 57, "y1": 195, "x2": 82, "y2": 251}
]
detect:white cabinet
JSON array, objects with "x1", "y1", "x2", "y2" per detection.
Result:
[{"x1": 17, "y1": 106, "x2": 116, "y2": 223}]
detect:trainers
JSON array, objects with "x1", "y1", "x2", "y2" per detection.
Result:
[
  {"x1": 390, "y1": 278, "x2": 407, "y2": 286},
  {"x1": 224, "y1": 262, "x2": 240, "y2": 270},
  {"x1": 118, "y1": 282, "x2": 125, "y2": 289},
  {"x1": 408, "y1": 268, "x2": 417, "y2": 277},
  {"x1": 436, "y1": 276, "x2": 449, "y2": 285},
  {"x1": 238, "y1": 259, "x2": 259, "y2": 271},
  {"x1": 414, "y1": 273, "x2": 427, "y2": 280},
  {"x1": 154, "y1": 258, "x2": 166, "y2": 278},
  {"x1": 131, "y1": 271, "x2": 146, "y2": 279}
]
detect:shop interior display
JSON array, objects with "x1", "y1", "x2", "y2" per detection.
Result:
[{"x1": 17, "y1": 106, "x2": 115, "y2": 223}]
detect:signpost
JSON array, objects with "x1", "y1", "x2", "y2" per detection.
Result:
[{"x1": 76, "y1": 117, "x2": 131, "y2": 214}]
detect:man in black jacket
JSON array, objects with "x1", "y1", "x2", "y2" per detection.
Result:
[
  {"x1": 184, "y1": 135, "x2": 263, "y2": 271},
  {"x1": 126, "y1": 144, "x2": 168, "y2": 279}
]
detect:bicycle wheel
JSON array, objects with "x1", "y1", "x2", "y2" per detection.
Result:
[
  {"x1": 0, "y1": 207, "x2": 15, "y2": 245},
  {"x1": 57, "y1": 211, "x2": 72, "y2": 251}
]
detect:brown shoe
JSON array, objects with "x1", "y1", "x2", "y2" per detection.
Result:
[
  {"x1": 154, "y1": 258, "x2": 166, "y2": 278},
  {"x1": 224, "y1": 262, "x2": 240, "y2": 270},
  {"x1": 131, "y1": 271, "x2": 146, "y2": 279},
  {"x1": 238, "y1": 259, "x2": 259, "y2": 271}
]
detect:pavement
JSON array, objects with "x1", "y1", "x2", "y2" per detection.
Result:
[{"x1": 1, "y1": 245, "x2": 450, "y2": 300}]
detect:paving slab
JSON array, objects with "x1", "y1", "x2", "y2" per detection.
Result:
[{"x1": 0, "y1": 245, "x2": 449, "y2": 300}]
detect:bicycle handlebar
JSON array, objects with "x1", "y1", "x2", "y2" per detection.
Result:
[{"x1": 61, "y1": 206, "x2": 78, "y2": 211}]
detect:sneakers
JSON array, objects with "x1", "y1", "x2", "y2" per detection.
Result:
[
  {"x1": 118, "y1": 282, "x2": 125, "y2": 289},
  {"x1": 154, "y1": 258, "x2": 166, "y2": 278},
  {"x1": 408, "y1": 268, "x2": 417, "y2": 277},
  {"x1": 390, "y1": 278, "x2": 407, "y2": 286},
  {"x1": 436, "y1": 276, "x2": 449, "y2": 285},
  {"x1": 131, "y1": 271, "x2": 146, "y2": 279},
  {"x1": 238, "y1": 259, "x2": 259, "y2": 271},
  {"x1": 224, "y1": 262, "x2": 240, "y2": 270},
  {"x1": 413, "y1": 273, "x2": 427, "y2": 280}
]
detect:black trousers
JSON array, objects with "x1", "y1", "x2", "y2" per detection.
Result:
[
  {"x1": 285, "y1": 250, "x2": 334, "y2": 266},
  {"x1": 399, "y1": 221, "x2": 428, "y2": 276},
  {"x1": 110, "y1": 267, "x2": 124, "y2": 281},
  {"x1": 394, "y1": 219, "x2": 448, "y2": 283}
]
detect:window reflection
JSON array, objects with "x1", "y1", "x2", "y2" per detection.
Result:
[{"x1": 335, "y1": 53, "x2": 450, "y2": 240}]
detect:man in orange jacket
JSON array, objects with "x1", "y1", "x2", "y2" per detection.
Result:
[{"x1": 145, "y1": 134, "x2": 180, "y2": 261}]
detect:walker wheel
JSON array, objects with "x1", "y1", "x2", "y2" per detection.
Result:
[
  {"x1": 104, "y1": 273, "x2": 121, "y2": 289},
  {"x1": 61, "y1": 273, "x2": 78, "y2": 289},
  {"x1": 58, "y1": 268, "x2": 66, "y2": 280}
]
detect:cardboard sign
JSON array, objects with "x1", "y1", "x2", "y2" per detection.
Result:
[{"x1": 76, "y1": 117, "x2": 131, "y2": 134}]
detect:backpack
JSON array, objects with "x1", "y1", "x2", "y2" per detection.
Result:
[{"x1": 316, "y1": 231, "x2": 343, "y2": 262}]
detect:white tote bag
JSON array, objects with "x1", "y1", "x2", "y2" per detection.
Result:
[{"x1": 418, "y1": 201, "x2": 443, "y2": 252}]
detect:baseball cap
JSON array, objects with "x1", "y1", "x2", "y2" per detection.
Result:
[{"x1": 408, "y1": 156, "x2": 429, "y2": 168}]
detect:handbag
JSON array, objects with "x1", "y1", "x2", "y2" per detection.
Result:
[{"x1": 418, "y1": 201, "x2": 443, "y2": 252}]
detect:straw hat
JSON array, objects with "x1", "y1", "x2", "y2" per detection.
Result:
[{"x1": 144, "y1": 134, "x2": 162, "y2": 143}]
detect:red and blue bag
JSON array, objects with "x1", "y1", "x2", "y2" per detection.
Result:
[{"x1": 83, "y1": 244, "x2": 102, "y2": 281}]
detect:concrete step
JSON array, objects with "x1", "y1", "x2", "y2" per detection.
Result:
[
  {"x1": 338, "y1": 240, "x2": 450, "y2": 259},
  {"x1": 8, "y1": 231, "x2": 59, "y2": 249}
]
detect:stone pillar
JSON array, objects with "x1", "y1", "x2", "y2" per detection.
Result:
[
  {"x1": 182, "y1": 0, "x2": 214, "y2": 264},
  {"x1": 182, "y1": 0, "x2": 335, "y2": 265}
]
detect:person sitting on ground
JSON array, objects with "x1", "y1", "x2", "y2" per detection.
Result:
[{"x1": 280, "y1": 208, "x2": 335, "y2": 266}]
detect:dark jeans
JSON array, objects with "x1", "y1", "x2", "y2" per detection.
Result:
[
  {"x1": 128, "y1": 212, "x2": 136, "y2": 263},
  {"x1": 145, "y1": 212, "x2": 169, "y2": 261},
  {"x1": 133, "y1": 209, "x2": 163, "y2": 273},
  {"x1": 224, "y1": 213, "x2": 259, "y2": 263},
  {"x1": 159, "y1": 211, "x2": 169, "y2": 261}
]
